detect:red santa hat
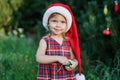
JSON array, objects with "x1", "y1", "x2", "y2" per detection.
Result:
[{"x1": 42, "y1": 3, "x2": 82, "y2": 75}]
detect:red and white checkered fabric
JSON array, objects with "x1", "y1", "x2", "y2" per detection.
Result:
[{"x1": 37, "y1": 36, "x2": 76, "y2": 80}]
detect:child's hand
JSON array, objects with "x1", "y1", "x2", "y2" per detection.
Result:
[
  {"x1": 57, "y1": 56, "x2": 68, "y2": 65},
  {"x1": 65, "y1": 59, "x2": 78, "y2": 71}
]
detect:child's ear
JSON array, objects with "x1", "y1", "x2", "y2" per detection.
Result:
[
  {"x1": 47, "y1": 23, "x2": 50, "y2": 27},
  {"x1": 47, "y1": 25, "x2": 50, "y2": 29}
]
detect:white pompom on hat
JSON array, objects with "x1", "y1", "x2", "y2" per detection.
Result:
[
  {"x1": 42, "y1": 4, "x2": 72, "y2": 32},
  {"x1": 76, "y1": 73, "x2": 85, "y2": 80}
]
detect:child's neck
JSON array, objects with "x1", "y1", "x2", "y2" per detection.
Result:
[
  {"x1": 50, "y1": 35, "x2": 64, "y2": 45},
  {"x1": 52, "y1": 35, "x2": 63, "y2": 38},
  {"x1": 50, "y1": 34, "x2": 64, "y2": 39}
]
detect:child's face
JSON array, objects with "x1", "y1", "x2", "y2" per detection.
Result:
[{"x1": 48, "y1": 13, "x2": 67, "y2": 35}]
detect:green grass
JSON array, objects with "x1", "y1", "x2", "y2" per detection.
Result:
[{"x1": 0, "y1": 36, "x2": 38, "y2": 80}]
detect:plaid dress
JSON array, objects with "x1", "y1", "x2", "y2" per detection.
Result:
[{"x1": 37, "y1": 36, "x2": 76, "y2": 80}]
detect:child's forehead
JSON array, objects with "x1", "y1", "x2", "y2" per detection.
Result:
[
  {"x1": 50, "y1": 13, "x2": 64, "y2": 17},
  {"x1": 49, "y1": 13, "x2": 66, "y2": 19}
]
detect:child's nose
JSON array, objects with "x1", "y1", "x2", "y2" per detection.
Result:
[{"x1": 56, "y1": 22, "x2": 62, "y2": 27}]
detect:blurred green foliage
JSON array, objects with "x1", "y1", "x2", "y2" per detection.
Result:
[
  {"x1": 0, "y1": 0, "x2": 120, "y2": 80},
  {"x1": 0, "y1": 36, "x2": 38, "y2": 80}
]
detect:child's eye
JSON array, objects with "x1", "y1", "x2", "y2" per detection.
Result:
[
  {"x1": 52, "y1": 20, "x2": 57, "y2": 22},
  {"x1": 61, "y1": 21, "x2": 66, "y2": 23}
]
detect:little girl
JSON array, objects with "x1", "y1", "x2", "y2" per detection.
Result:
[{"x1": 36, "y1": 3, "x2": 83, "y2": 80}]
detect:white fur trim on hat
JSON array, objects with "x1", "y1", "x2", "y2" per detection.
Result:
[{"x1": 42, "y1": 6, "x2": 72, "y2": 32}]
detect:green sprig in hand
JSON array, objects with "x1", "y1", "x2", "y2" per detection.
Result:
[{"x1": 65, "y1": 61, "x2": 72, "y2": 67}]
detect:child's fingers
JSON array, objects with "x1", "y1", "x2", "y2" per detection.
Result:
[
  {"x1": 65, "y1": 66, "x2": 73, "y2": 71},
  {"x1": 68, "y1": 60, "x2": 76, "y2": 69}
]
